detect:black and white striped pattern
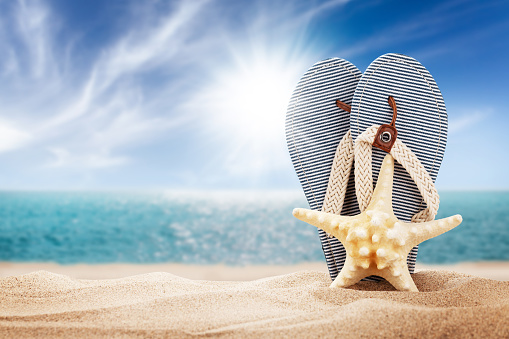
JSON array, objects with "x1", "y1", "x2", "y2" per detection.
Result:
[
  {"x1": 350, "y1": 53, "x2": 448, "y2": 273},
  {"x1": 285, "y1": 58, "x2": 362, "y2": 281}
]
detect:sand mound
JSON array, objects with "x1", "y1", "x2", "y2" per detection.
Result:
[{"x1": 0, "y1": 270, "x2": 508, "y2": 338}]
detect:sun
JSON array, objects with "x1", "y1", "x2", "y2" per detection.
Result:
[
  {"x1": 211, "y1": 59, "x2": 297, "y2": 139},
  {"x1": 222, "y1": 64, "x2": 292, "y2": 135},
  {"x1": 200, "y1": 53, "x2": 306, "y2": 176}
]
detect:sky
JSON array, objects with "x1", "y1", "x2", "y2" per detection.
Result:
[{"x1": 0, "y1": 0, "x2": 508, "y2": 191}]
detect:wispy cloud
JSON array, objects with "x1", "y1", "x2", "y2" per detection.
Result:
[
  {"x1": 14, "y1": 0, "x2": 55, "y2": 79},
  {"x1": 335, "y1": 0, "x2": 507, "y2": 60},
  {"x1": 449, "y1": 111, "x2": 488, "y2": 134},
  {"x1": 0, "y1": 0, "x2": 355, "y2": 188},
  {"x1": 45, "y1": 148, "x2": 129, "y2": 169},
  {"x1": 6, "y1": 0, "x2": 503, "y2": 189},
  {"x1": 0, "y1": 0, "x2": 209, "y2": 170}
]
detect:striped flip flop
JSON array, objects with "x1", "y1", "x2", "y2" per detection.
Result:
[
  {"x1": 286, "y1": 58, "x2": 362, "y2": 280},
  {"x1": 350, "y1": 53, "x2": 448, "y2": 274}
]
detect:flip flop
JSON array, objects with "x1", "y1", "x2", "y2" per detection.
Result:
[
  {"x1": 350, "y1": 53, "x2": 448, "y2": 274},
  {"x1": 286, "y1": 58, "x2": 362, "y2": 280}
]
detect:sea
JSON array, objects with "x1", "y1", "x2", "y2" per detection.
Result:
[{"x1": 0, "y1": 190, "x2": 507, "y2": 265}]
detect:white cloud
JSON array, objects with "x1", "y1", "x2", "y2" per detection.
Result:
[
  {"x1": 14, "y1": 0, "x2": 57, "y2": 79},
  {"x1": 0, "y1": 0, "x2": 209, "y2": 170},
  {"x1": 0, "y1": 0, "x2": 352, "y2": 186},
  {"x1": 334, "y1": 0, "x2": 499, "y2": 59},
  {"x1": 46, "y1": 148, "x2": 129, "y2": 169},
  {"x1": 449, "y1": 111, "x2": 487, "y2": 134}
]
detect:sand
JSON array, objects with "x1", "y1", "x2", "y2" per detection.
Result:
[
  {"x1": 1, "y1": 269, "x2": 508, "y2": 338},
  {"x1": 0, "y1": 262, "x2": 330, "y2": 281},
  {"x1": 2, "y1": 261, "x2": 509, "y2": 281}
]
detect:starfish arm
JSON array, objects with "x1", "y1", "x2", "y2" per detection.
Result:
[
  {"x1": 380, "y1": 264, "x2": 419, "y2": 292},
  {"x1": 365, "y1": 154, "x2": 395, "y2": 214},
  {"x1": 292, "y1": 208, "x2": 352, "y2": 241},
  {"x1": 330, "y1": 256, "x2": 368, "y2": 288},
  {"x1": 404, "y1": 214, "x2": 463, "y2": 248}
]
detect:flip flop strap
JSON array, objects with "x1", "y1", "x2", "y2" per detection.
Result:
[
  {"x1": 354, "y1": 125, "x2": 440, "y2": 222},
  {"x1": 321, "y1": 130, "x2": 354, "y2": 214}
]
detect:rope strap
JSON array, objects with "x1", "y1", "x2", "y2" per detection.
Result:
[
  {"x1": 321, "y1": 126, "x2": 440, "y2": 223},
  {"x1": 322, "y1": 130, "x2": 354, "y2": 214},
  {"x1": 354, "y1": 125, "x2": 439, "y2": 222}
]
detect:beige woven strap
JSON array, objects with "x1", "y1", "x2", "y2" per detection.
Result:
[
  {"x1": 354, "y1": 125, "x2": 440, "y2": 222},
  {"x1": 320, "y1": 125, "x2": 439, "y2": 223},
  {"x1": 321, "y1": 130, "x2": 354, "y2": 214},
  {"x1": 353, "y1": 126, "x2": 376, "y2": 212}
]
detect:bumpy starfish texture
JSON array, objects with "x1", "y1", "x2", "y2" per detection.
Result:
[{"x1": 293, "y1": 154, "x2": 462, "y2": 292}]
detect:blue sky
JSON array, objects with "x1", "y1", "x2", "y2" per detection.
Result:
[{"x1": 0, "y1": 0, "x2": 507, "y2": 190}]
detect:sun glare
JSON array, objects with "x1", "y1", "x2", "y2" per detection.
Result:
[
  {"x1": 201, "y1": 54, "x2": 304, "y2": 175},
  {"x1": 226, "y1": 67, "x2": 291, "y2": 133},
  {"x1": 216, "y1": 62, "x2": 295, "y2": 137}
]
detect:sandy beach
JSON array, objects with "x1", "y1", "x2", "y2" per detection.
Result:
[
  {"x1": 1, "y1": 261, "x2": 509, "y2": 281},
  {"x1": 0, "y1": 263, "x2": 508, "y2": 338}
]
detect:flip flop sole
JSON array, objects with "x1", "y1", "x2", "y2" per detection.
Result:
[
  {"x1": 286, "y1": 58, "x2": 362, "y2": 280},
  {"x1": 350, "y1": 53, "x2": 448, "y2": 271}
]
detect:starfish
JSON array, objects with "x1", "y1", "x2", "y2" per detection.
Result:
[{"x1": 293, "y1": 154, "x2": 462, "y2": 292}]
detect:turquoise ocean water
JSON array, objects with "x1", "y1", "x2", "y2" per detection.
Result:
[{"x1": 0, "y1": 191, "x2": 507, "y2": 265}]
